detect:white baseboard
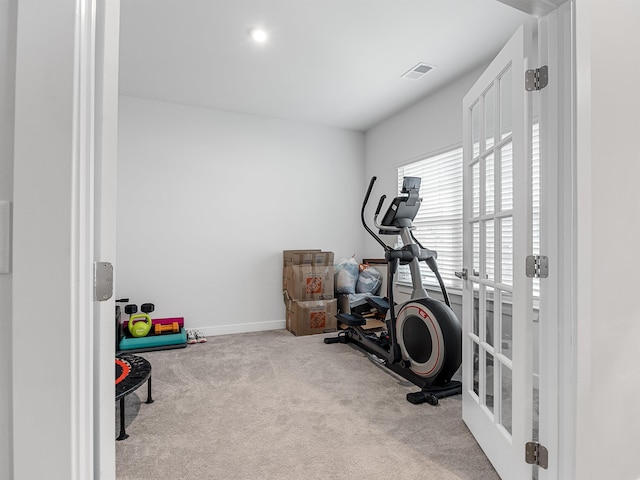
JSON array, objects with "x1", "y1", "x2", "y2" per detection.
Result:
[{"x1": 197, "y1": 319, "x2": 286, "y2": 337}]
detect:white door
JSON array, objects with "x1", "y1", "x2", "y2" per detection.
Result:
[{"x1": 461, "y1": 23, "x2": 535, "y2": 479}]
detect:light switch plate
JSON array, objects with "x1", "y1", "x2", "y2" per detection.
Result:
[{"x1": 0, "y1": 201, "x2": 11, "y2": 274}]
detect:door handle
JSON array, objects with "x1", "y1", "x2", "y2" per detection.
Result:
[{"x1": 455, "y1": 268, "x2": 468, "y2": 280}]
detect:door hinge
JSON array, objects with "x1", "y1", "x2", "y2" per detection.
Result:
[
  {"x1": 525, "y1": 441, "x2": 549, "y2": 469},
  {"x1": 94, "y1": 262, "x2": 114, "y2": 301},
  {"x1": 526, "y1": 255, "x2": 548, "y2": 278},
  {"x1": 525, "y1": 65, "x2": 548, "y2": 91}
]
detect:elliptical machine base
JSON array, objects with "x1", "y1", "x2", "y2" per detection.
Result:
[{"x1": 326, "y1": 296, "x2": 461, "y2": 406}]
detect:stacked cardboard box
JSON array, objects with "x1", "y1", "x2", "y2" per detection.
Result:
[{"x1": 283, "y1": 250, "x2": 337, "y2": 336}]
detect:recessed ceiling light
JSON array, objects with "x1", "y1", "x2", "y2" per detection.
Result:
[{"x1": 249, "y1": 28, "x2": 268, "y2": 43}]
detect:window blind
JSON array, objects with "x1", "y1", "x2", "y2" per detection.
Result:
[{"x1": 397, "y1": 147, "x2": 464, "y2": 289}]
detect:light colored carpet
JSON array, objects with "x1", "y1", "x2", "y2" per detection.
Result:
[{"x1": 116, "y1": 329, "x2": 498, "y2": 480}]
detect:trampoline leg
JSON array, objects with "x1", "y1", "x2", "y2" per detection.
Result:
[
  {"x1": 146, "y1": 375, "x2": 154, "y2": 404},
  {"x1": 116, "y1": 397, "x2": 129, "y2": 441}
]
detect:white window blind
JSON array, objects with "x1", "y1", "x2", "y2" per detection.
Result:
[{"x1": 397, "y1": 147, "x2": 464, "y2": 289}]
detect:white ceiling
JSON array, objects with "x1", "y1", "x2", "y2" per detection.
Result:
[{"x1": 118, "y1": 0, "x2": 532, "y2": 132}]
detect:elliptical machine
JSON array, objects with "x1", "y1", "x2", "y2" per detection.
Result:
[{"x1": 325, "y1": 176, "x2": 462, "y2": 405}]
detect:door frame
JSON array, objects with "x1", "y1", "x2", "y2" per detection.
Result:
[
  {"x1": 94, "y1": 0, "x2": 121, "y2": 478},
  {"x1": 535, "y1": 3, "x2": 575, "y2": 479},
  {"x1": 12, "y1": 1, "x2": 119, "y2": 478},
  {"x1": 522, "y1": 3, "x2": 575, "y2": 479},
  {"x1": 544, "y1": 2, "x2": 575, "y2": 479}
]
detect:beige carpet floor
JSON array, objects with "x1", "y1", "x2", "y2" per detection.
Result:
[{"x1": 116, "y1": 329, "x2": 498, "y2": 480}]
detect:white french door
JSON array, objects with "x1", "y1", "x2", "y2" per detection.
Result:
[{"x1": 461, "y1": 23, "x2": 535, "y2": 479}]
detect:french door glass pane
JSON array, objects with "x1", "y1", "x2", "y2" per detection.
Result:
[
  {"x1": 501, "y1": 216, "x2": 513, "y2": 286},
  {"x1": 500, "y1": 142, "x2": 513, "y2": 211},
  {"x1": 472, "y1": 102, "x2": 481, "y2": 158},
  {"x1": 473, "y1": 285, "x2": 480, "y2": 337},
  {"x1": 485, "y1": 219, "x2": 495, "y2": 281},
  {"x1": 501, "y1": 290, "x2": 513, "y2": 361},
  {"x1": 484, "y1": 84, "x2": 495, "y2": 150},
  {"x1": 500, "y1": 68, "x2": 512, "y2": 140},
  {"x1": 486, "y1": 351, "x2": 495, "y2": 413},
  {"x1": 485, "y1": 285, "x2": 494, "y2": 347},
  {"x1": 473, "y1": 340, "x2": 480, "y2": 397},
  {"x1": 501, "y1": 363, "x2": 513, "y2": 435},
  {"x1": 473, "y1": 221, "x2": 480, "y2": 276},
  {"x1": 485, "y1": 154, "x2": 495, "y2": 214},
  {"x1": 473, "y1": 161, "x2": 480, "y2": 217}
]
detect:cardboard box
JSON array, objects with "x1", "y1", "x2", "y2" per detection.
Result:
[
  {"x1": 282, "y1": 250, "x2": 335, "y2": 300},
  {"x1": 283, "y1": 249, "x2": 320, "y2": 289},
  {"x1": 283, "y1": 250, "x2": 334, "y2": 268},
  {"x1": 284, "y1": 294, "x2": 338, "y2": 336},
  {"x1": 284, "y1": 264, "x2": 334, "y2": 300},
  {"x1": 283, "y1": 249, "x2": 321, "y2": 267}
]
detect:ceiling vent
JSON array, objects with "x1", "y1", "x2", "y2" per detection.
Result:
[{"x1": 401, "y1": 62, "x2": 435, "y2": 80}]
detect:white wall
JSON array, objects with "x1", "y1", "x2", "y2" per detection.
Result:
[
  {"x1": 0, "y1": 0, "x2": 16, "y2": 478},
  {"x1": 363, "y1": 66, "x2": 486, "y2": 260},
  {"x1": 575, "y1": 1, "x2": 640, "y2": 479},
  {"x1": 117, "y1": 96, "x2": 365, "y2": 335}
]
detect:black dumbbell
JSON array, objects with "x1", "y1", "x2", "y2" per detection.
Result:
[{"x1": 140, "y1": 303, "x2": 155, "y2": 314}]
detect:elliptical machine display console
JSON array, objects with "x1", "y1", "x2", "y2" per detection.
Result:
[{"x1": 325, "y1": 176, "x2": 462, "y2": 405}]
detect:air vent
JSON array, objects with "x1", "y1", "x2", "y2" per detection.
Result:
[{"x1": 401, "y1": 62, "x2": 435, "y2": 80}]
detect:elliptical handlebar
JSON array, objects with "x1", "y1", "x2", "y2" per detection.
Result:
[
  {"x1": 362, "y1": 176, "x2": 377, "y2": 207},
  {"x1": 374, "y1": 195, "x2": 387, "y2": 216},
  {"x1": 362, "y1": 177, "x2": 390, "y2": 251}
]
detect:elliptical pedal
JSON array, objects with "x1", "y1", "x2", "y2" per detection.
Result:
[
  {"x1": 365, "y1": 296, "x2": 390, "y2": 315},
  {"x1": 323, "y1": 331, "x2": 348, "y2": 344},
  {"x1": 336, "y1": 313, "x2": 367, "y2": 327}
]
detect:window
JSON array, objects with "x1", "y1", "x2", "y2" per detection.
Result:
[
  {"x1": 397, "y1": 125, "x2": 539, "y2": 295},
  {"x1": 397, "y1": 146, "x2": 464, "y2": 290}
]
